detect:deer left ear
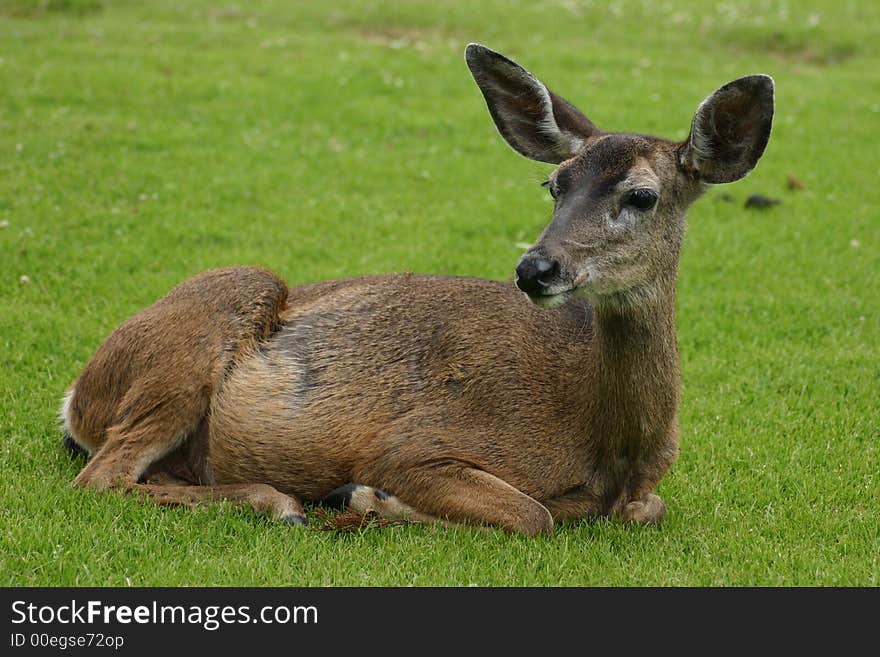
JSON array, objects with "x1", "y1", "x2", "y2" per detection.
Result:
[
  {"x1": 465, "y1": 43, "x2": 600, "y2": 164},
  {"x1": 680, "y1": 75, "x2": 774, "y2": 184}
]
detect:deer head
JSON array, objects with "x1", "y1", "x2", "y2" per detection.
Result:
[{"x1": 465, "y1": 44, "x2": 774, "y2": 309}]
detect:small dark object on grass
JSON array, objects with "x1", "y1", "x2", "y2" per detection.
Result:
[
  {"x1": 745, "y1": 194, "x2": 780, "y2": 209},
  {"x1": 313, "y1": 507, "x2": 407, "y2": 532},
  {"x1": 787, "y1": 174, "x2": 806, "y2": 190},
  {"x1": 715, "y1": 192, "x2": 735, "y2": 203}
]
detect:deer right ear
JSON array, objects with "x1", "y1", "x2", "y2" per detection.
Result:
[
  {"x1": 680, "y1": 75, "x2": 775, "y2": 184},
  {"x1": 465, "y1": 44, "x2": 600, "y2": 164}
]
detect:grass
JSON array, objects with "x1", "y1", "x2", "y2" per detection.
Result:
[{"x1": 1, "y1": 0, "x2": 877, "y2": 586}]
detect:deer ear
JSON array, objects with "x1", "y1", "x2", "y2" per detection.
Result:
[
  {"x1": 680, "y1": 75, "x2": 774, "y2": 184},
  {"x1": 465, "y1": 44, "x2": 600, "y2": 164}
]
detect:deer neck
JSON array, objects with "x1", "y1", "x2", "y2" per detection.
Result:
[{"x1": 585, "y1": 277, "x2": 680, "y2": 447}]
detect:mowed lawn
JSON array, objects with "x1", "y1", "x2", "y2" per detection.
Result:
[{"x1": 1, "y1": 0, "x2": 877, "y2": 586}]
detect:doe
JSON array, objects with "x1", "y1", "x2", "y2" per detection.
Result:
[{"x1": 61, "y1": 45, "x2": 773, "y2": 535}]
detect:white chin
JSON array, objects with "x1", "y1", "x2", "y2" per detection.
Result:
[{"x1": 529, "y1": 290, "x2": 574, "y2": 308}]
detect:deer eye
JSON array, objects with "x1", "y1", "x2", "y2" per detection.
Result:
[
  {"x1": 624, "y1": 188, "x2": 658, "y2": 211},
  {"x1": 541, "y1": 179, "x2": 557, "y2": 200}
]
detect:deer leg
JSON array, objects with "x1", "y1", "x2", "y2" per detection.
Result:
[
  {"x1": 360, "y1": 461, "x2": 553, "y2": 536},
  {"x1": 73, "y1": 394, "x2": 206, "y2": 491},
  {"x1": 542, "y1": 486, "x2": 604, "y2": 523},
  {"x1": 543, "y1": 486, "x2": 665, "y2": 526},
  {"x1": 321, "y1": 483, "x2": 438, "y2": 523},
  {"x1": 141, "y1": 471, "x2": 190, "y2": 486},
  {"x1": 127, "y1": 482, "x2": 307, "y2": 525},
  {"x1": 75, "y1": 416, "x2": 309, "y2": 524},
  {"x1": 65, "y1": 266, "x2": 288, "y2": 489},
  {"x1": 617, "y1": 493, "x2": 666, "y2": 525},
  {"x1": 609, "y1": 481, "x2": 669, "y2": 526},
  {"x1": 611, "y1": 442, "x2": 677, "y2": 526}
]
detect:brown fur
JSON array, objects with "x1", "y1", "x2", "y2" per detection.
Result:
[
  {"x1": 66, "y1": 268, "x2": 288, "y2": 492},
  {"x1": 61, "y1": 46, "x2": 773, "y2": 535}
]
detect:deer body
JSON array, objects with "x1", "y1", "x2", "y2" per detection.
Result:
[
  {"x1": 62, "y1": 45, "x2": 773, "y2": 535},
  {"x1": 208, "y1": 273, "x2": 678, "y2": 514}
]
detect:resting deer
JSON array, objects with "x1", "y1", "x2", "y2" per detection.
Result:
[{"x1": 60, "y1": 45, "x2": 773, "y2": 535}]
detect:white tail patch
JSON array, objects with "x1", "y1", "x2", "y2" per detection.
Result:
[
  {"x1": 59, "y1": 388, "x2": 75, "y2": 436},
  {"x1": 59, "y1": 387, "x2": 94, "y2": 456}
]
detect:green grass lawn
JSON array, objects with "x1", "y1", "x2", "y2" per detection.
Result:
[{"x1": 1, "y1": 0, "x2": 877, "y2": 586}]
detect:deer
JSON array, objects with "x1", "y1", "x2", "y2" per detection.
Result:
[{"x1": 60, "y1": 44, "x2": 773, "y2": 535}]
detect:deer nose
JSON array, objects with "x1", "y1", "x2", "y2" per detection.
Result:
[{"x1": 515, "y1": 255, "x2": 559, "y2": 296}]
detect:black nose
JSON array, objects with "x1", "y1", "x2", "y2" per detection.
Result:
[{"x1": 515, "y1": 255, "x2": 559, "y2": 296}]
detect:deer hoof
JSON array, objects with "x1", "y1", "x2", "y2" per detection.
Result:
[
  {"x1": 622, "y1": 493, "x2": 666, "y2": 525},
  {"x1": 280, "y1": 514, "x2": 308, "y2": 527}
]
